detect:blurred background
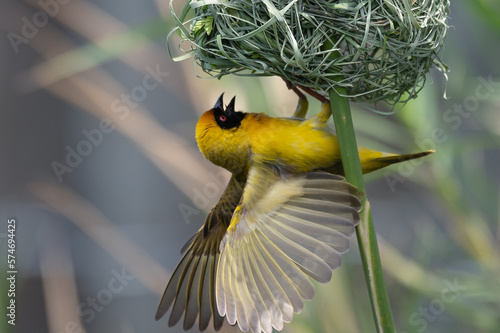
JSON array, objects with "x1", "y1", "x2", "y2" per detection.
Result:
[{"x1": 1, "y1": 0, "x2": 499, "y2": 332}]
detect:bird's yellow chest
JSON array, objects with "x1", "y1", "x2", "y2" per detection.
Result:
[{"x1": 196, "y1": 122, "x2": 252, "y2": 175}]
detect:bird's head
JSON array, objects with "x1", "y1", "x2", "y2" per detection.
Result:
[{"x1": 196, "y1": 94, "x2": 251, "y2": 175}]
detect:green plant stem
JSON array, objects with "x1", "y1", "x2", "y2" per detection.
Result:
[{"x1": 329, "y1": 88, "x2": 396, "y2": 333}]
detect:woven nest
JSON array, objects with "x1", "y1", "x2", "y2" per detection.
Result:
[{"x1": 170, "y1": 0, "x2": 449, "y2": 107}]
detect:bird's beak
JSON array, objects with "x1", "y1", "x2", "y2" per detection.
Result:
[
  {"x1": 226, "y1": 96, "x2": 236, "y2": 116},
  {"x1": 214, "y1": 93, "x2": 224, "y2": 111}
]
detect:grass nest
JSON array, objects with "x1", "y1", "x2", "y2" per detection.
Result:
[{"x1": 170, "y1": 0, "x2": 449, "y2": 107}]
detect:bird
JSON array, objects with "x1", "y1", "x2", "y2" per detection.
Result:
[{"x1": 155, "y1": 92, "x2": 433, "y2": 333}]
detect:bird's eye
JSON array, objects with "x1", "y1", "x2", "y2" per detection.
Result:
[{"x1": 219, "y1": 115, "x2": 227, "y2": 122}]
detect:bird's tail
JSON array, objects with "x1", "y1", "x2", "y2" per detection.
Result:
[{"x1": 360, "y1": 149, "x2": 435, "y2": 174}]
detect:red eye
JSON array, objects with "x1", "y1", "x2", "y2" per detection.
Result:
[{"x1": 219, "y1": 115, "x2": 226, "y2": 121}]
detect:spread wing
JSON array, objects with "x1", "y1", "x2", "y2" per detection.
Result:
[
  {"x1": 155, "y1": 175, "x2": 244, "y2": 331},
  {"x1": 216, "y1": 167, "x2": 362, "y2": 333}
]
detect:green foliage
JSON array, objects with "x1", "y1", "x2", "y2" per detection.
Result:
[{"x1": 192, "y1": 16, "x2": 214, "y2": 36}]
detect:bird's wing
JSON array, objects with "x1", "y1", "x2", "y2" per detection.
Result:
[
  {"x1": 155, "y1": 175, "x2": 244, "y2": 331},
  {"x1": 216, "y1": 166, "x2": 362, "y2": 333}
]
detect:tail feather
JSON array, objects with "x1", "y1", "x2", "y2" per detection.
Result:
[
  {"x1": 376, "y1": 150, "x2": 435, "y2": 164},
  {"x1": 363, "y1": 149, "x2": 434, "y2": 174},
  {"x1": 325, "y1": 149, "x2": 434, "y2": 175}
]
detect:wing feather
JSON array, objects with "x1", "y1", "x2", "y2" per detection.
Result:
[
  {"x1": 216, "y1": 250, "x2": 227, "y2": 317},
  {"x1": 169, "y1": 254, "x2": 195, "y2": 327},
  {"x1": 183, "y1": 253, "x2": 203, "y2": 329},
  {"x1": 254, "y1": 231, "x2": 316, "y2": 300},
  {"x1": 224, "y1": 251, "x2": 238, "y2": 325},
  {"x1": 156, "y1": 176, "x2": 244, "y2": 331},
  {"x1": 216, "y1": 170, "x2": 362, "y2": 332},
  {"x1": 197, "y1": 248, "x2": 212, "y2": 330},
  {"x1": 273, "y1": 212, "x2": 351, "y2": 253},
  {"x1": 263, "y1": 220, "x2": 342, "y2": 274},
  {"x1": 241, "y1": 245, "x2": 274, "y2": 333},
  {"x1": 260, "y1": 222, "x2": 335, "y2": 282},
  {"x1": 235, "y1": 249, "x2": 260, "y2": 333},
  {"x1": 210, "y1": 252, "x2": 225, "y2": 330},
  {"x1": 245, "y1": 241, "x2": 290, "y2": 327}
]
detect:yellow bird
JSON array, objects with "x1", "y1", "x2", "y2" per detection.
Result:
[{"x1": 156, "y1": 93, "x2": 433, "y2": 333}]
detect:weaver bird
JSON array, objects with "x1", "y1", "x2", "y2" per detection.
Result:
[{"x1": 156, "y1": 93, "x2": 433, "y2": 333}]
